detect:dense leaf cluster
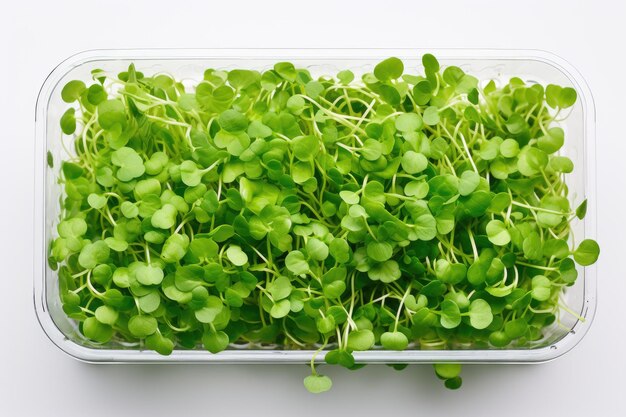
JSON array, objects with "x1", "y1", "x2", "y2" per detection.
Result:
[{"x1": 52, "y1": 55, "x2": 599, "y2": 392}]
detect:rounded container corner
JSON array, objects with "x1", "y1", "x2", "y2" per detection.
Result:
[{"x1": 33, "y1": 291, "x2": 99, "y2": 364}]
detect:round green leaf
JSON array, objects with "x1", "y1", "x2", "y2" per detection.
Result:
[
  {"x1": 145, "y1": 333, "x2": 174, "y2": 356},
  {"x1": 226, "y1": 245, "x2": 248, "y2": 266},
  {"x1": 538, "y1": 127, "x2": 564, "y2": 154},
  {"x1": 268, "y1": 276, "x2": 292, "y2": 300},
  {"x1": 367, "y1": 260, "x2": 401, "y2": 283},
  {"x1": 360, "y1": 139, "x2": 383, "y2": 161},
  {"x1": 161, "y1": 233, "x2": 190, "y2": 263},
  {"x1": 121, "y1": 201, "x2": 139, "y2": 218},
  {"x1": 468, "y1": 299, "x2": 493, "y2": 329},
  {"x1": 285, "y1": 250, "x2": 309, "y2": 275},
  {"x1": 444, "y1": 377, "x2": 463, "y2": 390},
  {"x1": 422, "y1": 106, "x2": 440, "y2": 126},
  {"x1": 458, "y1": 171, "x2": 480, "y2": 196},
  {"x1": 111, "y1": 147, "x2": 145, "y2": 181},
  {"x1": 270, "y1": 299, "x2": 291, "y2": 318},
  {"x1": 440, "y1": 299, "x2": 461, "y2": 329},
  {"x1": 195, "y1": 296, "x2": 224, "y2": 323},
  {"x1": 500, "y1": 138, "x2": 520, "y2": 158},
  {"x1": 573, "y1": 239, "x2": 600, "y2": 266},
  {"x1": 303, "y1": 374, "x2": 333, "y2": 394},
  {"x1": 202, "y1": 330, "x2": 230, "y2": 353},
  {"x1": 219, "y1": 109, "x2": 248, "y2": 132},
  {"x1": 98, "y1": 99, "x2": 127, "y2": 131},
  {"x1": 486, "y1": 220, "x2": 511, "y2": 246},
  {"x1": 190, "y1": 238, "x2": 219, "y2": 260},
  {"x1": 549, "y1": 156, "x2": 574, "y2": 173},
  {"x1": 434, "y1": 363, "x2": 461, "y2": 379},
  {"x1": 78, "y1": 241, "x2": 110, "y2": 269},
  {"x1": 94, "y1": 305, "x2": 118, "y2": 326},
  {"x1": 138, "y1": 291, "x2": 161, "y2": 313},
  {"x1": 504, "y1": 318, "x2": 528, "y2": 339},
  {"x1": 323, "y1": 281, "x2": 346, "y2": 299},
  {"x1": 531, "y1": 275, "x2": 552, "y2": 301},
  {"x1": 135, "y1": 264, "x2": 164, "y2": 285},
  {"x1": 87, "y1": 193, "x2": 107, "y2": 209},
  {"x1": 306, "y1": 238, "x2": 329, "y2": 261},
  {"x1": 316, "y1": 315, "x2": 336, "y2": 334},
  {"x1": 292, "y1": 135, "x2": 319, "y2": 161},
  {"x1": 347, "y1": 329, "x2": 375, "y2": 351},
  {"x1": 180, "y1": 160, "x2": 204, "y2": 187},
  {"x1": 87, "y1": 84, "x2": 107, "y2": 105},
  {"x1": 395, "y1": 113, "x2": 423, "y2": 133},
  {"x1": 405, "y1": 180, "x2": 429, "y2": 198},
  {"x1": 151, "y1": 204, "x2": 178, "y2": 229},
  {"x1": 422, "y1": 54, "x2": 440, "y2": 73},
  {"x1": 329, "y1": 238, "x2": 350, "y2": 264},
  {"x1": 366, "y1": 241, "x2": 393, "y2": 262},
  {"x1": 401, "y1": 151, "x2": 428, "y2": 174},
  {"x1": 82, "y1": 317, "x2": 113, "y2": 343},
  {"x1": 374, "y1": 57, "x2": 404, "y2": 81},
  {"x1": 413, "y1": 214, "x2": 437, "y2": 241},
  {"x1": 60, "y1": 108, "x2": 77, "y2": 134},
  {"x1": 273, "y1": 62, "x2": 296, "y2": 81},
  {"x1": 517, "y1": 147, "x2": 548, "y2": 177},
  {"x1": 558, "y1": 87, "x2": 577, "y2": 108},
  {"x1": 128, "y1": 315, "x2": 158, "y2": 338},
  {"x1": 339, "y1": 190, "x2": 360, "y2": 205},
  {"x1": 61, "y1": 80, "x2": 87, "y2": 103},
  {"x1": 380, "y1": 331, "x2": 409, "y2": 350}
]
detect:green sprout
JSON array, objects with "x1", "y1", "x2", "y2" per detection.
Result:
[{"x1": 51, "y1": 54, "x2": 599, "y2": 393}]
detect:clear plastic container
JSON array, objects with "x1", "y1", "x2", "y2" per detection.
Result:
[{"x1": 34, "y1": 49, "x2": 597, "y2": 363}]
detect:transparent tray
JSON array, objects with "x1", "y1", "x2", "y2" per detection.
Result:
[{"x1": 34, "y1": 49, "x2": 597, "y2": 363}]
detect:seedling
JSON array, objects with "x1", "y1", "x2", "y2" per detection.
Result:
[{"x1": 52, "y1": 55, "x2": 599, "y2": 393}]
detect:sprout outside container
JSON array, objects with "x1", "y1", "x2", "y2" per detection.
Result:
[{"x1": 34, "y1": 49, "x2": 597, "y2": 370}]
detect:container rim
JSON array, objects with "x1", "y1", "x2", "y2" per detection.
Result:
[{"x1": 34, "y1": 48, "x2": 597, "y2": 364}]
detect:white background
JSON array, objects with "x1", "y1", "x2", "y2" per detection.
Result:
[{"x1": 1, "y1": 1, "x2": 624, "y2": 415}]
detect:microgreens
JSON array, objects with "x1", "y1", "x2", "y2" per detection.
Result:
[{"x1": 51, "y1": 55, "x2": 598, "y2": 393}]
